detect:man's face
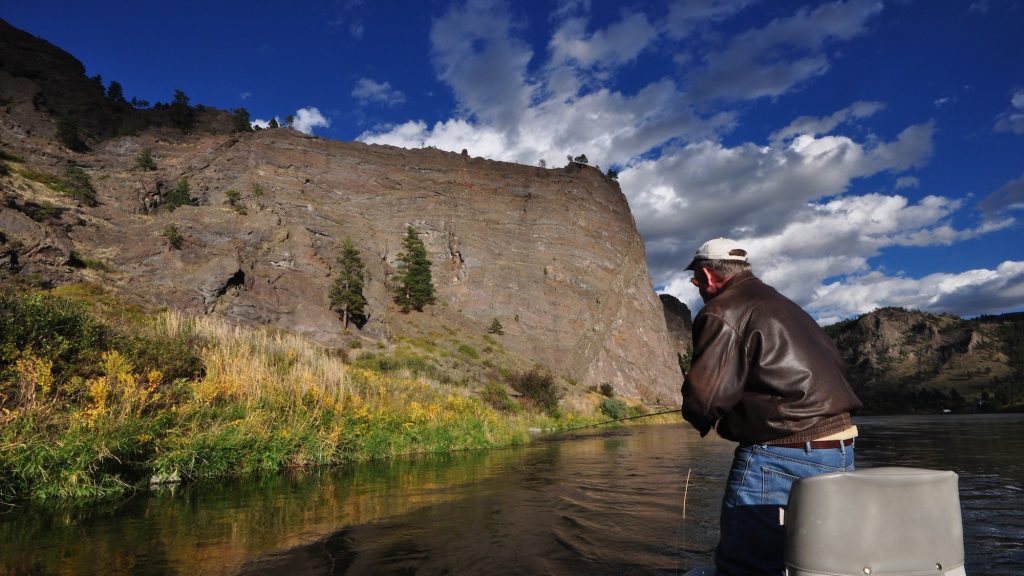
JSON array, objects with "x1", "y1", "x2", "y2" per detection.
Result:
[{"x1": 691, "y1": 267, "x2": 713, "y2": 303}]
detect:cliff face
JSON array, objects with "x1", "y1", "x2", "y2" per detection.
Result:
[
  {"x1": 659, "y1": 293, "x2": 692, "y2": 360},
  {"x1": 0, "y1": 19, "x2": 681, "y2": 404}
]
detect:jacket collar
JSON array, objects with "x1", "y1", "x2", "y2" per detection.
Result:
[{"x1": 720, "y1": 269, "x2": 757, "y2": 294}]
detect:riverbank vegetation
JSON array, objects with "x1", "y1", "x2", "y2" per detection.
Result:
[{"x1": 0, "y1": 285, "x2": 625, "y2": 508}]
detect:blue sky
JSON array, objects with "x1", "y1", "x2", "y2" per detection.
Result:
[{"x1": 3, "y1": 0, "x2": 1023, "y2": 322}]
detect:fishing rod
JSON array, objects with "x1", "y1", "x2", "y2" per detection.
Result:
[{"x1": 537, "y1": 407, "x2": 682, "y2": 439}]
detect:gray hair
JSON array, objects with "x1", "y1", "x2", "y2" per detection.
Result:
[{"x1": 696, "y1": 258, "x2": 752, "y2": 277}]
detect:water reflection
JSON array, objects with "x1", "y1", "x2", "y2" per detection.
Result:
[
  {"x1": 231, "y1": 427, "x2": 728, "y2": 576},
  {"x1": 2, "y1": 414, "x2": 1022, "y2": 575}
]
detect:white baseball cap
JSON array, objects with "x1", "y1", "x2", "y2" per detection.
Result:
[{"x1": 685, "y1": 238, "x2": 749, "y2": 270}]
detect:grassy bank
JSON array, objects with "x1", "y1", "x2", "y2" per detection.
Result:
[{"x1": 0, "y1": 286, "x2": 627, "y2": 508}]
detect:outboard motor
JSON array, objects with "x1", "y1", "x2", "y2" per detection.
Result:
[{"x1": 785, "y1": 467, "x2": 965, "y2": 576}]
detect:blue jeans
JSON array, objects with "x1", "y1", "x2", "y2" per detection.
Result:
[{"x1": 715, "y1": 441, "x2": 855, "y2": 576}]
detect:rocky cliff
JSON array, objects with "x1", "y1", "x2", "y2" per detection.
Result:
[
  {"x1": 659, "y1": 293, "x2": 692, "y2": 363},
  {"x1": 826, "y1": 308, "x2": 1024, "y2": 412},
  {"x1": 0, "y1": 19, "x2": 682, "y2": 404}
]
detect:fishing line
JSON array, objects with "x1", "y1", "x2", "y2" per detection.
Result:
[
  {"x1": 675, "y1": 467, "x2": 693, "y2": 575},
  {"x1": 536, "y1": 407, "x2": 682, "y2": 439},
  {"x1": 682, "y1": 468, "x2": 691, "y2": 519}
]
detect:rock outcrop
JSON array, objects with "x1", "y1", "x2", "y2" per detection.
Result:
[
  {"x1": 0, "y1": 18, "x2": 682, "y2": 404},
  {"x1": 659, "y1": 293, "x2": 692, "y2": 362}
]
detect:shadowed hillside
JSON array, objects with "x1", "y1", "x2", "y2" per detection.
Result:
[{"x1": 826, "y1": 308, "x2": 1024, "y2": 413}]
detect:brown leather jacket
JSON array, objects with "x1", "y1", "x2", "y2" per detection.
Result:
[{"x1": 682, "y1": 271, "x2": 861, "y2": 444}]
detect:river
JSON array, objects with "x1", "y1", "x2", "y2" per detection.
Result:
[{"x1": 1, "y1": 414, "x2": 1021, "y2": 575}]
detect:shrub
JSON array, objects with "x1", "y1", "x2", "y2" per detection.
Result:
[
  {"x1": 68, "y1": 251, "x2": 112, "y2": 271},
  {"x1": 162, "y1": 224, "x2": 183, "y2": 249},
  {"x1": 487, "y1": 318, "x2": 504, "y2": 335},
  {"x1": 114, "y1": 321, "x2": 204, "y2": 383},
  {"x1": 165, "y1": 179, "x2": 194, "y2": 211},
  {"x1": 135, "y1": 149, "x2": 156, "y2": 171},
  {"x1": 677, "y1": 352, "x2": 691, "y2": 374},
  {"x1": 22, "y1": 201, "x2": 63, "y2": 222},
  {"x1": 60, "y1": 166, "x2": 97, "y2": 206},
  {"x1": 0, "y1": 289, "x2": 205, "y2": 404},
  {"x1": 600, "y1": 397, "x2": 628, "y2": 419},
  {"x1": 457, "y1": 344, "x2": 479, "y2": 359},
  {"x1": 0, "y1": 289, "x2": 110, "y2": 391},
  {"x1": 481, "y1": 381, "x2": 519, "y2": 412},
  {"x1": 224, "y1": 189, "x2": 246, "y2": 214},
  {"x1": 599, "y1": 382, "x2": 614, "y2": 397},
  {"x1": 56, "y1": 116, "x2": 87, "y2": 152},
  {"x1": 352, "y1": 352, "x2": 432, "y2": 377},
  {"x1": 509, "y1": 367, "x2": 561, "y2": 416}
]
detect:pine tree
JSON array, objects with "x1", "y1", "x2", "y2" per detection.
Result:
[
  {"x1": 330, "y1": 238, "x2": 368, "y2": 328},
  {"x1": 106, "y1": 81, "x2": 126, "y2": 104},
  {"x1": 56, "y1": 116, "x2": 87, "y2": 151},
  {"x1": 394, "y1": 226, "x2": 436, "y2": 312},
  {"x1": 135, "y1": 149, "x2": 156, "y2": 171},
  {"x1": 232, "y1": 108, "x2": 253, "y2": 132},
  {"x1": 61, "y1": 166, "x2": 97, "y2": 206},
  {"x1": 166, "y1": 178, "x2": 194, "y2": 211},
  {"x1": 170, "y1": 89, "x2": 194, "y2": 132}
]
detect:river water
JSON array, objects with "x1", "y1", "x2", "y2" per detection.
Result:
[{"x1": 1, "y1": 414, "x2": 1021, "y2": 575}]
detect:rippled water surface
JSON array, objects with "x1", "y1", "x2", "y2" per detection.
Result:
[{"x1": 1, "y1": 414, "x2": 1021, "y2": 575}]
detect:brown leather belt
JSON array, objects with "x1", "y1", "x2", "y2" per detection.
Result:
[{"x1": 769, "y1": 438, "x2": 854, "y2": 449}]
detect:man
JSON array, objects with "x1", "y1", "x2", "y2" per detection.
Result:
[{"x1": 681, "y1": 238, "x2": 862, "y2": 576}]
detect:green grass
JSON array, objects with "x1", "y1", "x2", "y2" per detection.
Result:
[
  {"x1": 14, "y1": 165, "x2": 97, "y2": 205},
  {"x1": 2, "y1": 286, "x2": 571, "y2": 508}
]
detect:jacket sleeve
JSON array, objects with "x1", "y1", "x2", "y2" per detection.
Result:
[{"x1": 681, "y1": 312, "x2": 747, "y2": 437}]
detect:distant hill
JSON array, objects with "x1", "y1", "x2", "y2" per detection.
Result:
[{"x1": 826, "y1": 308, "x2": 1024, "y2": 413}]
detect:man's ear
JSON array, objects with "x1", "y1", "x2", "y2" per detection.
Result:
[{"x1": 702, "y1": 266, "x2": 729, "y2": 293}]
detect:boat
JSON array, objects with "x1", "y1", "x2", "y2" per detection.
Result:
[{"x1": 685, "y1": 467, "x2": 966, "y2": 576}]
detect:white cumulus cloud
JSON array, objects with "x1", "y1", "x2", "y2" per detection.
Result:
[
  {"x1": 292, "y1": 107, "x2": 330, "y2": 134},
  {"x1": 352, "y1": 78, "x2": 406, "y2": 107},
  {"x1": 994, "y1": 89, "x2": 1024, "y2": 134}
]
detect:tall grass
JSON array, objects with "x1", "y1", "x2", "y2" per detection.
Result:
[{"x1": 1, "y1": 293, "x2": 533, "y2": 508}]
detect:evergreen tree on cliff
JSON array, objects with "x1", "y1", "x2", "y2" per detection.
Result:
[
  {"x1": 394, "y1": 226, "x2": 436, "y2": 312},
  {"x1": 330, "y1": 238, "x2": 368, "y2": 328},
  {"x1": 170, "y1": 89, "x2": 194, "y2": 132},
  {"x1": 232, "y1": 108, "x2": 253, "y2": 132}
]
